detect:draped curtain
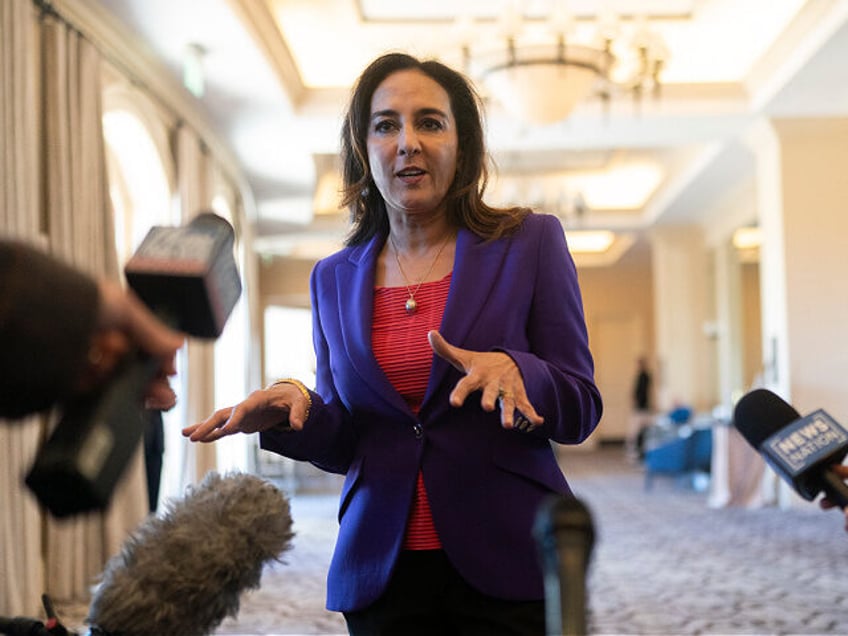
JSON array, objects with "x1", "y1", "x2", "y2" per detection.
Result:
[
  {"x1": 1, "y1": 0, "x2": 39, "y2": 239},
  {"x1": 176, "y1": 125, "x2": 220, "y2": 486},
  {"x1": 1, "y1": 0, "x2": 148, "y2": 613},
  {"x1": 1, "y1": 0, "x2": 245, "y2": 615},
  {"x1": 40, "y1": 10, "x2": 150, "y2": 603},
  {"x1": 1, "y1": 0, "x2": 48, "y2": 616}
]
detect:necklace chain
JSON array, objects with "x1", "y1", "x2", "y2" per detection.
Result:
[{"x1": 390, "y1": 233, "x2": 452, "y2": 314}]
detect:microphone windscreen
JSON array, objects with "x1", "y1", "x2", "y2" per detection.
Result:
[
  {"x1": 734, "y1": 388, "x2": 801, "y2": 449},
  {"x1": 87, "y1": 472, "x2": 294, "y2": 636}
]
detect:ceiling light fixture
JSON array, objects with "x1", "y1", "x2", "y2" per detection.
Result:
[
  {"x1": 458, "y1": 2, "x2": 669, "y2": 125},
  {"x1": 566, "y1": 230, "x2": 616, "y2": 254},
  {"x1": 313, "y1": 170, "x2": 345, "y2": 215},
  {"x1": 732, "y1": 226, "x2": 762, "y2": 250}
]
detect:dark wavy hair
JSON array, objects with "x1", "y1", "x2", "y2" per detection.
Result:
[{"x1": 339, "y1": 52, "x2": 529, "y2": 246}]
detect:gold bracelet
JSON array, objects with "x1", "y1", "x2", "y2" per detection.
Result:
[{"x1": 269, "y1": 377, "x2": 312, "y2": 423}]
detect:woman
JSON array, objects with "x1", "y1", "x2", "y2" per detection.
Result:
[{"x1": 184, "y1": 52, "x2": 602, "y2": 635}]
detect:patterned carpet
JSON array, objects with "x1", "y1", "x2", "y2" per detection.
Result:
[
  {"x1": 55, "y1": 446, "x2": 848, "y2": 635},
  {"x1": 564, "y1": 448, "x2": 848, "y2": 636}
]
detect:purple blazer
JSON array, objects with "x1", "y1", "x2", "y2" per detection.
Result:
[{"x1": 260, "y1": 212, "x2": 602, "y2": 612}]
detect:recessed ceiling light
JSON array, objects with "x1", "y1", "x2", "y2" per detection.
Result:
[{"x1": 567, "y1": 230, "x2": 616, "y2": 254}]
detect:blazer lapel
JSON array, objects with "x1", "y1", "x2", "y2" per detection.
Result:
[
  {"x1": 424, "y1": 227, "x2": 511, "y2": 407},
  {"x1": 335, "y1": 235, "x2": 412, "y2": 417}
]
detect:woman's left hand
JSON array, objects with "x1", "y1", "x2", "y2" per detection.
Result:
[{"x1": 428, "y1": 330, "x2": 543, "y2": 431}]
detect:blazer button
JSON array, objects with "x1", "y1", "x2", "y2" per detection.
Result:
[{"x1": 412, "y1": 423, "x2": 423, "y2": 439}]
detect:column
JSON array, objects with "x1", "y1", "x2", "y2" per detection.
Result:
[{"x1": 650, "y1": 226, "x2": 716, "y2": 413}]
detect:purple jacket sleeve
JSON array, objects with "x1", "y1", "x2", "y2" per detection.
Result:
[{"x1": 498, "y1": 214, "x2": 601, "y2": 444}]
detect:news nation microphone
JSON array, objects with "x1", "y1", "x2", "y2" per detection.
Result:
[
  {"x1": 87, "y1": 472, "x2": 294, "y2": 636},
  {"x1": 25, "y1": 212, "x2": 242, "y2": 518},
  {"x1": 734, "y1": 388, "x2": 848, "y2": 509},
  {"x1": 533, "y1": 495, "x2": 595, "y2": 636}
]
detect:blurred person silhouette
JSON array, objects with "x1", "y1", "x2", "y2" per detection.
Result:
[
  {"x1": 626, "y1": 355, "x2": 653, "y2": 460},
  {"x1": 0, "y1": 239, "x2": 183, "y2": 421},
  {"x1": 143, "y1": 409, "x2": 165, "y2": 513},
  {"x1": 184, "y1": 52, "x2": 602, "y2": 635}
]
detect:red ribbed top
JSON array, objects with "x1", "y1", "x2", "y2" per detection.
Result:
[{"x1": 373, "y1": 273, "x2": 451, "y2": 550}]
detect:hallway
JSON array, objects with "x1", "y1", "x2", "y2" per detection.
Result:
[
  {"x1": 209, "y1": 446, "x2": 848, "y2": 635},
  {"x1": 53, "y1": 446, "x2": 848, "y2": 635}
]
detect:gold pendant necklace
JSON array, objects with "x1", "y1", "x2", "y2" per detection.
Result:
[{"x1": 390, "y1": 232, "x2": 452, "y2": 314}]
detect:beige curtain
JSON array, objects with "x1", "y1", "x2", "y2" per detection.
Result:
[
  {"x1": 41, "y1": 9, "x2": 150, "y2": 603},
  {"x1": 1, "y1": 0, "x2": 47, "y2": 617},
  {"x1": 2, "y1": 0, "x2": 235, "y2": 615},
  {"x1": 175, "y1": 124, "x2": 219, "y2": 486},
  {"x1": 1, "y1": 0, "x2": 39, "y2": 238},
  {"x1": 0, "y1": 2, "x2": 143, "y2": 599}
]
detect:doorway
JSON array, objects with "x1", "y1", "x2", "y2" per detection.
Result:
[{"x1": 591, "y1": 314, "x2": 647, "y2": 444}]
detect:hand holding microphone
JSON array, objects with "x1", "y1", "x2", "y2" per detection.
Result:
[
  {"x1": 819, "y1": 464, "x2": 848, "y2": 531},
  {"x1": 733, "y1": 388, "x2": 848, "y2": 515},
  {"x1": 26, "y1": 212, "x2": 242, "y2": 517},
  {"x1": 0, "y1": 240, "x2": 182, "y2": 420},
  {"x1": 75, "y1": 278, "x2": 184, "y2": 410}
]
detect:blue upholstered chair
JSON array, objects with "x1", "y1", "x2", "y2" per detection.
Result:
[
  {"x1": 643, "y1": 425, "x2": 713, "y2": 490},
  {"x1": 690, "y1": 427, "x2": 714, "y2": 474}
]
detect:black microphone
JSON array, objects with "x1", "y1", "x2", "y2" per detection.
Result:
[
  {"x1": 25, "y1": 213, "x2": 242, "y2": 518},
  {"x1": 123, "y1": 212, "x2": 242, "y2": 338},
  {"x1": 734, "y1": 388, "x2": 848, "y2": 509},
  {"x1": 86, "y1": 472, "x2": 294, "y2": 636},
  {"x1": 533, "y1": 495, "x2": 595, "y2": 636},
  {"x1": 0, "y1": 594, "x2": 76, "y2": 635}
]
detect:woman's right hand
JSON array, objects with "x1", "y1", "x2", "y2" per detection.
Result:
[{"x1": 182, "y1": 382, "x2": 311, "y2": 442}]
